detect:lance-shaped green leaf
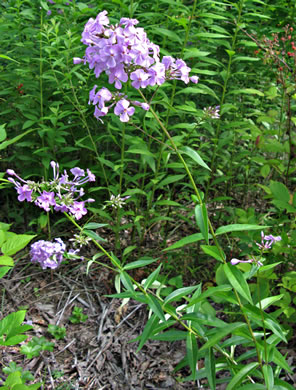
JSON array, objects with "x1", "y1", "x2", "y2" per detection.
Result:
[
  {"x1": 205, "y1": 347, "x2": 216, "y2": 390},
  {"x1": 180, "y1": 146, "x2": 211, "y2": 171},
  {"x1": 226, "y1": 362, "x2": 259, "y2": 390},
  {"x1": 120, "y1": 271, "x2": 134, "y2": 292},
  {"x1": 163, "y1": 233, "x2": 209, "y2": 251},
  {"x1": 186, "y1": 332, "x2": 198, "y2": 381},
  {"x1": 215, "y1": 224, "x2": 269, "y2": 236},
  {"x1": 136, "y1": 314, "x2": 159, "y2": 352},
  {"x1": 123, "y1": 257, "x2": 157, "y2": 270},
  {"x1": 201, "y1": 245, "x2": 225, "y2": 262},
  {"x1": 151, "y1": 330, "x2": 187, "y2": 341},
  {"x1": 200, "y1": 322, "x2": 246, "y2": 352},
  {"x1": 147, "y1": 295, "x2": 166, "y2": 322},
  {"x1": 223, "y1": 263, "x2": 253, "y2": 304},
  {"x1": 186, "y1": 285, "x2": 232, "y2": 308},
  {"x1": 143, "y1": 264, "x2": 162, "y2": 290},
  {"x1": 163, "y1": 286, "x2": 199, "y2": 306},
  {"x1": 195, "y1": 204, "x2": 209, "y2": 244},
  {"x1": 263, "y1": 364, "x2": 274, "y2": 390}
]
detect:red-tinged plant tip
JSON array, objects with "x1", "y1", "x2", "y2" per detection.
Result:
[{"x1": 255, "y1": 135, "x2": 260, "y2": 146}]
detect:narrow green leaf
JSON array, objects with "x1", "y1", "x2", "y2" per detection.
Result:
[
  {"x1": 123, "y1": 257, "x2": 157, "y2": 270},
  {"x1": 186, "y1": 285, "x2": 232, "y2": 308},
  {"x1": 216, "y1": 224, "x2": 269, "y2": 235},
  {"x1": 186, "y1": 332, "x2": 198, "y2": 381},
  {"x1": 0, "y1": 54, "x2": 20, "y2": 63},
  {"x1": 143, "y1": 264, "x2": 162, "y2": 290},
  {"x1": 205, "y1": 348, "x2": 216, "y2": 390},
  {"x1": 83, "y1": 230, "x2": 106, "y2": 242},
  {"x1": 200, "y1": 322, "x2": 246, "y2": 352},
  {"x1": 136, "y1": 314, "x2": 159, "y2": 352},
  {"x1": 163, "y1": 233, "x2": 207, "y2": 251},
  {"x1": 195, "y1": 204, "x2": 209, "y2": 244},
  {"x1": 163, "y1": 286, "x2": 199, "y2": 306},
  {"x1": 0, "y1": 124, "x2": 7, "y2": 142},
  {"x1": 226, "y1": 362, "x2": 259, "y2": 390},
  {"x1": 180, "y1": 146, "x2": 210, "y2": 171},
  {"x1": 120, "y1": 271, "x2": 134, "y2": 292},
  {"x1": 151, "y1": 330, "x2": 187, "y2": 341},
  {"x1": 263, "y1": 364, "x2": 274, "y2": 390},
  {"x1": 147, "y1": 295, "x2": 166, "y2": 322},
  {"x1": 201, "y1": 245, "x2": 225, "y2": 262},
  {"x1": 223, "y1": 263, "x2": 253, "y2": 304},
  {"x1": 83, "y1": 223, "x2": 108, "y2": 229}
]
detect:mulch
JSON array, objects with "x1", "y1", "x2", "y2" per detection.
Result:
[{"x1": 0, "y1": 257, "x2": 204, "y2": 390}]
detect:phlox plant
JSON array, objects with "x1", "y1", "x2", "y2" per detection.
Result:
[{"x1": 4, "y1": 8, "x2": 294, "y2": 388}]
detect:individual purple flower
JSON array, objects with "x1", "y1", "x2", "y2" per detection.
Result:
[
  {"x1": 231, "y1": 257, "x2": 263, "y2": 267},
  {"x1": 68, "y1": 201, "x2": 87, "y2": 220},
  {"x1": 86, "y1": 169, "x2": 96, "y2": 182},
  {"x1": 132, "y1": 100, "x2": 150, "y2": 111},
  {"x1": 35, "y1": 191, "x2": 56, "y2": 212},
  {"x1": 47, "y1": 10, "x2": 52, "y2": 16},
  {"x1": 114, "y1": 99, "x2": 135, "y2": 122},
  {"x1": 70, "y1": 167, "x2": 85, "y2": 178},
  {"x1": 130, "y1": 69, "x2": 149, "y2": 89},
  {"x1": 256, "y1": 231, "x2": 282, "y2": 250},
  {"x1": 190, "y1": 76, "x2": 199, "y2": 84},
  {"x1": 92, "y1": 87, "x2": 113, "y2": 108},
  {"x1": 30, "y1": 238, "x2": 66, "y2": 270},
  {"x1": 73, "y1": 57, "x2": 84, "y2": 64},
  {"x1": 107, "y1": 65, "x2": 128, "y2": 89},
  {"x1": 17, "y1": 185, "x2": 33, "y2": 202}
]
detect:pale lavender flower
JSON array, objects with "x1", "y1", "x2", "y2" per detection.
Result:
[
  {"x1": 70, "y1": 167, "x2": 85, "y2": 178},
  {"x1": 68, "y1": 201, "x2": 87, "y2": 220},
  {"x1": 35, "y1": 191, "x2": 56, "y2": 212},
  {"x1": 114, "y1": 99, "x2": 135, "y2": 122},
  {"x1": 17, "y1": 185, "x2": 33, "y2": 202},
  {"x1": 30, "y1": 238, "x2": 66, "y2": 270},
  {"x1": 130, "y1": 69, "x2": 149, "y2": 89},
  {"x1": 73, "y1": 57, "x2": 84, "y2": 64},
  {"x1": 190, "y1": 76, "x2": 199, "y2": 84}
]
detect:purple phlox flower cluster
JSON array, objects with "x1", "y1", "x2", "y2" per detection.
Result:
[
  {"x1": 231, "y1": 257, "x2": 263, "y2": 267},
  {"x1": 203, "y1": 105, "x2": 220, "y2": 119},
  {"x1": 256, "y1": 231, "x2": 282, "y2": 250},
  {"x1": 74, "y1": 10, "x2": 199, "y2": 122},
  {"x1": 30, "y1": 238, "x2": 66, "y2": 269},
  {"x1": 7, "y1": 162, "x2": 95, "y2": 220}
]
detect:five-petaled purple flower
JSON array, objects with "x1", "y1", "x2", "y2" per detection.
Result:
[{"x1": 114, "y1": 99, "x2": 135, "y2": 122}]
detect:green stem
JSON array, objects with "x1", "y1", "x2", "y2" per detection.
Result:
[{"x1": 139, "y1": 90, "x2": 225, "y2": 261}]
